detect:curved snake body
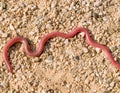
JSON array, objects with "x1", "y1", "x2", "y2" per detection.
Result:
[{"x1": 3, "y1": 27, "x2": 119, "y2": 73}]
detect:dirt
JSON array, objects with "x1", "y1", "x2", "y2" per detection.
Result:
[{"x1": 0, "y1": 0, "x2": 120, "y2": 93}]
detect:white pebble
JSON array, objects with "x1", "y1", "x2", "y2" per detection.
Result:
[
  {"x1": 0, "y1": 2, "x2": 6, "y2": 10},
  {"x1": 9, "y1": 24, "x2": 15, "y2": 30},
  {"x1": 59, "y1": 55, "x2": 64, "y2": 61},
  {"x1": 64, "y1": 39, "x2": 69, "y2": 45},
  {"x1": 45, "y1": 55, "x2": 53, "y2": 63},
  {"x1": 51, "y1": 0, "x2": 57, "y2": 8},
  {"x1": 28, "y1": 4, "x2": 37, "y2": 10},
  {"x1": 94, "y1": 0, "x2": 102, "y2": 7},
  {"x1": 65, "y1": 48, "x2": 74, "y2": 55},
  {"x1": 103, "y1": 17, "x2": 107, "y2": 21},
  {"x1": 95, "y1": 48, "x2": 101, "y2": 53},
  {"x1": 46, "y1": 23, "x2": 52, "y2": 29},
  {"x1": 83, "y1": 47, "x2": 88, "y2": 53},
  {"x1": 110, "y1": 82, "x2": 115, "y2": 87},
  {"x1": 17, "y1": 29, "x2": 21, "y2": 32},
  {"x1": 29, "y1": 31, "x2": 35, "y2": 35},
  {"x1": 80, "y1": 32, "x2": 85, "y2": 38},
  {"x1": 0, "y1": 30, "x2": 8, "y2": 37},
  {"x1": 2, "y1": 33, "x2": 7, "y2": 37},
  {"x1": 41, "y1": 90, "x2": 46, "y2": 93},
  {"x1": 33, "y1": 57, "x2": 39, "y2": 62}
]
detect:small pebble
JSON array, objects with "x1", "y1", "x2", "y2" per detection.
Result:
[
  {"x1": 110, "y1": 82, "x2": 115, "y2": 87},
  {"x1": 64, "y1": 39, "x2": 69, "y2": 45},
  {"x1": 103, "y1": 17, "x2": 107, "y2": 21},
  {"x1": 82, "y1": 47, "x2": 88, "y2": 53},
  {"x1": 59, "y1": 55, "x2": 64, "y2": 61},
  {"x1": 95, "y1": 48, "x2": 101, "y2": 53},
  {"x1": 33, "y1": 57, "x2": 40, "y2": 62},
  {"x1": 45, "y1": 55, "x2": 53, "y2": 63},
  {"x1": 0, "y1": 2, "x2": 7, "y2": 10},
  {"x1": 17, "y1": 29, "x2": 21, "y2": 32},
  {"x1": 0, "y1": 30, "x2": 8, "y2": 37},
  {"x1": 2, "y1": 32, "x2": 8, "y2": 37},
  {"x1": 46, "y1": 23, "x2": 52, "y2": 29},
  {"x1": 80, "y1": 32, "x2": 85, "y2": 38},
  {"x1": 46, "y1": 89, "x2": 54, "y2": 93},
  {"x1": 51, "y1": 0, "x2": 57, "y2": 8},
  {"x1": 66, "y1": 48, "x2": 73, "y2": 55},
  {"x1": 28, "y1": 4, "x2": 37, "y2": 10},
  {"x1": 94, "y1": 1, "x2": 102, "y2": 7},
  {"x1": 9, "y1": 24, "x2": 15, "y2": 30},
  {"x1": 61, "y1": 81, "x2": 67, "y2": 86},
  {"x1": 29, "y1": 31, "x2": 35, "y2": 35},
  {"x1": 42, "y1": 90, "x2": 46, "y2": 93},
  {"x1": 92, "y1": 13, "x2": 99, "y2": 19},
  {"x1": 75, "y1": 56, "x2": 80, "y2": 61}
]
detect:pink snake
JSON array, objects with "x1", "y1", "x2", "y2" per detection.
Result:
[{"x1": 3, "y1": 27, "x2": 120, "y2": 73}]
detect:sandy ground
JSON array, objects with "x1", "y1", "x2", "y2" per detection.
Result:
[{"x1": 0, "y1": 0, "x2": 120, "y2": 93}]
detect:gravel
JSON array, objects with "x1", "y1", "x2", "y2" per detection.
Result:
[
  {"x1": 45, "y1": 55, "x2": 54, "y2": 63},
  {"x1": 0, "y1": 0, "x2": 120, "y2": 93}
]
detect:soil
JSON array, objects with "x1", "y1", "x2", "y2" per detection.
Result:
[{"x1": 0, "y1": 0, "x2": 120, "y2": 93}]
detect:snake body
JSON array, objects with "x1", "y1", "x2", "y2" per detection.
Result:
[{"x1": 3, "y1": 27, "x2": 120, "y2": 73}]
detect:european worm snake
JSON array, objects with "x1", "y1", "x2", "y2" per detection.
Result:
[{"x1": 3, "y1": 27, "x2": 120, "y2": 73}]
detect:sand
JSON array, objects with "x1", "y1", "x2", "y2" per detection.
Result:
[{"x1": 0, "y1": 0, "x2": 120, "y2": 93}]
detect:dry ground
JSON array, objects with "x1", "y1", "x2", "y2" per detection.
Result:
[{"x1": 0, "y1": 0, "x2": 120, "y2": 93}]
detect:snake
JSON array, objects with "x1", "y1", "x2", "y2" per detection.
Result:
[{"x1": 3, "y1": 27, "x2": 120, "y2": 73}]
